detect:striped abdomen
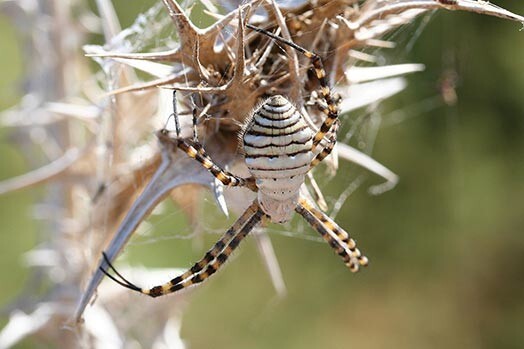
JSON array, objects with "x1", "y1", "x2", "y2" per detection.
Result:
[{"x1": 243, "y1": 95, "x2": 314, "y2": 223}]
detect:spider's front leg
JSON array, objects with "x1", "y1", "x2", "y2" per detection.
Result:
[
  {"x1": 246, "y1": 24, "x2": 340, "y2": 151},
  {"x1": 310, "y1": 120, "x2": 339, "y2": 170},
  {"x1": 100, "y1": 201, "x2": 265, "y2": 297}
]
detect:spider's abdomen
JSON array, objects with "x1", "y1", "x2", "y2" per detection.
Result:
[{"x1": 243, "y1": 95, "x2": 314, "y2": 223}]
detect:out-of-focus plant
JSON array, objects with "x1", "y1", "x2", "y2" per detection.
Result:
[{"x1": 0, "y1": 0, "x2": 522, "y2": 348}]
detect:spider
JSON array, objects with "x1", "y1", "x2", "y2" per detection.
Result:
[{"x1": 100, "y1": 24, "x2": 368, "y2": 298}]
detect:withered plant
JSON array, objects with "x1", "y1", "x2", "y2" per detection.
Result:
[{"x1": 0, "y1": 0, "x2": 522, "y2": 348}]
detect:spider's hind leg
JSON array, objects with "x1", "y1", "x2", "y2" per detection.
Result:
[
  {"x1": 147, "y1": 201, "x2": 262, "y2": 297},
  {"x1": 99, "y1": 252, "x2": 142, "y2": 293},
  {"x1": 296, "y1": 196, "x2": 368, "y2": 272},
  {"x1": 100, "y1": 201, "x2": 265, "y2": 298},
  {"x1": 158, "y1": 206, "x2": 265, "y2": 296}
]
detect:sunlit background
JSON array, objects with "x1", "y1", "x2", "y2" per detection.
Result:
[{"x1": 0, "y1": 1, "x2": 523, "y2": 348}]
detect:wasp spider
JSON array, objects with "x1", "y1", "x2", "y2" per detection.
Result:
[{"x1": 100, "y1": 25, "x2": 368, "y2": 298}]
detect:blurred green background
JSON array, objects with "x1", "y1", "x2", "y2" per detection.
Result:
[{"x1": 1, "y1": 1, "x2": 523, "y2": 348}]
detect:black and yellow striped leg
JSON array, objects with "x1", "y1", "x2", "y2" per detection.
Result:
[
  {"x1": 309, "y1": 120, "x2": 340, "y2": 169},
  {"x1": 310, "y1": 120, "x2": 339, "y2": 170},
  {"x1": 295, "y1": 203, "x2": 358, "y2": 271},
  {"x1": 100, "y1": 202, "x2": 265, "y2": 297},
  {"x1": 159, "y1": 90, "x2": 256, "y2": 191},
  {"x1": 299, "y1": 197, "x2": 367, "y2": 261},
  {"x1": 246, "y1": 24, "x2": 340, "y2": 151},
  {"x1": 176, "y1": 138, "x2": 247, "y2": 187},
  {"x1": 144, "y1": 205, "x2": 265, "y2": 297},
  {"x1": 157, "y1": 130, "x2": 257, "y2": 191},
  {"x1": 296, "y1": 198, "x2": 368, "y2": 272},
  {"x1": 149, "y1": 201, "x2": 259, "y2": 291},
  {"x1": 310, "y1": 133, "x2": 335, "y2": 169}
]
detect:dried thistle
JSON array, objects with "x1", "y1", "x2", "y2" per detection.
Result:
[{"x1": 0, "y1": 0, "x2": 522, "y2": 348}]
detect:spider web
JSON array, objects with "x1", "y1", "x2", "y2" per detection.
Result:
[
  {"x1": 326, "y1": 10, "x2": 444, "y2": 211},
  {"x1": 1, "y1": 0, "x2": 523, "y2": 347},
  {"x1": 110, "y1": 1, "x2": 445, "y2": 252}
]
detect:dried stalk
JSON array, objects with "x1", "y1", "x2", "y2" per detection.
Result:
[{"x1": 0, "y1": 0, "x2": 522, "y2": 348}]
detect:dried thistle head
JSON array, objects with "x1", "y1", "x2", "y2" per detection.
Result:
[{"x1": 0, "y1": 0, "x2": 522, "y2": 347}]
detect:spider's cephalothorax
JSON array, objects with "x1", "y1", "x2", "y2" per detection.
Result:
[
  {"x1": 244, "y1": 95, "x2": 314, "y2": 223},
  {"x1": 100, "y1": 26, "x2": 368, "y2": 298}
]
